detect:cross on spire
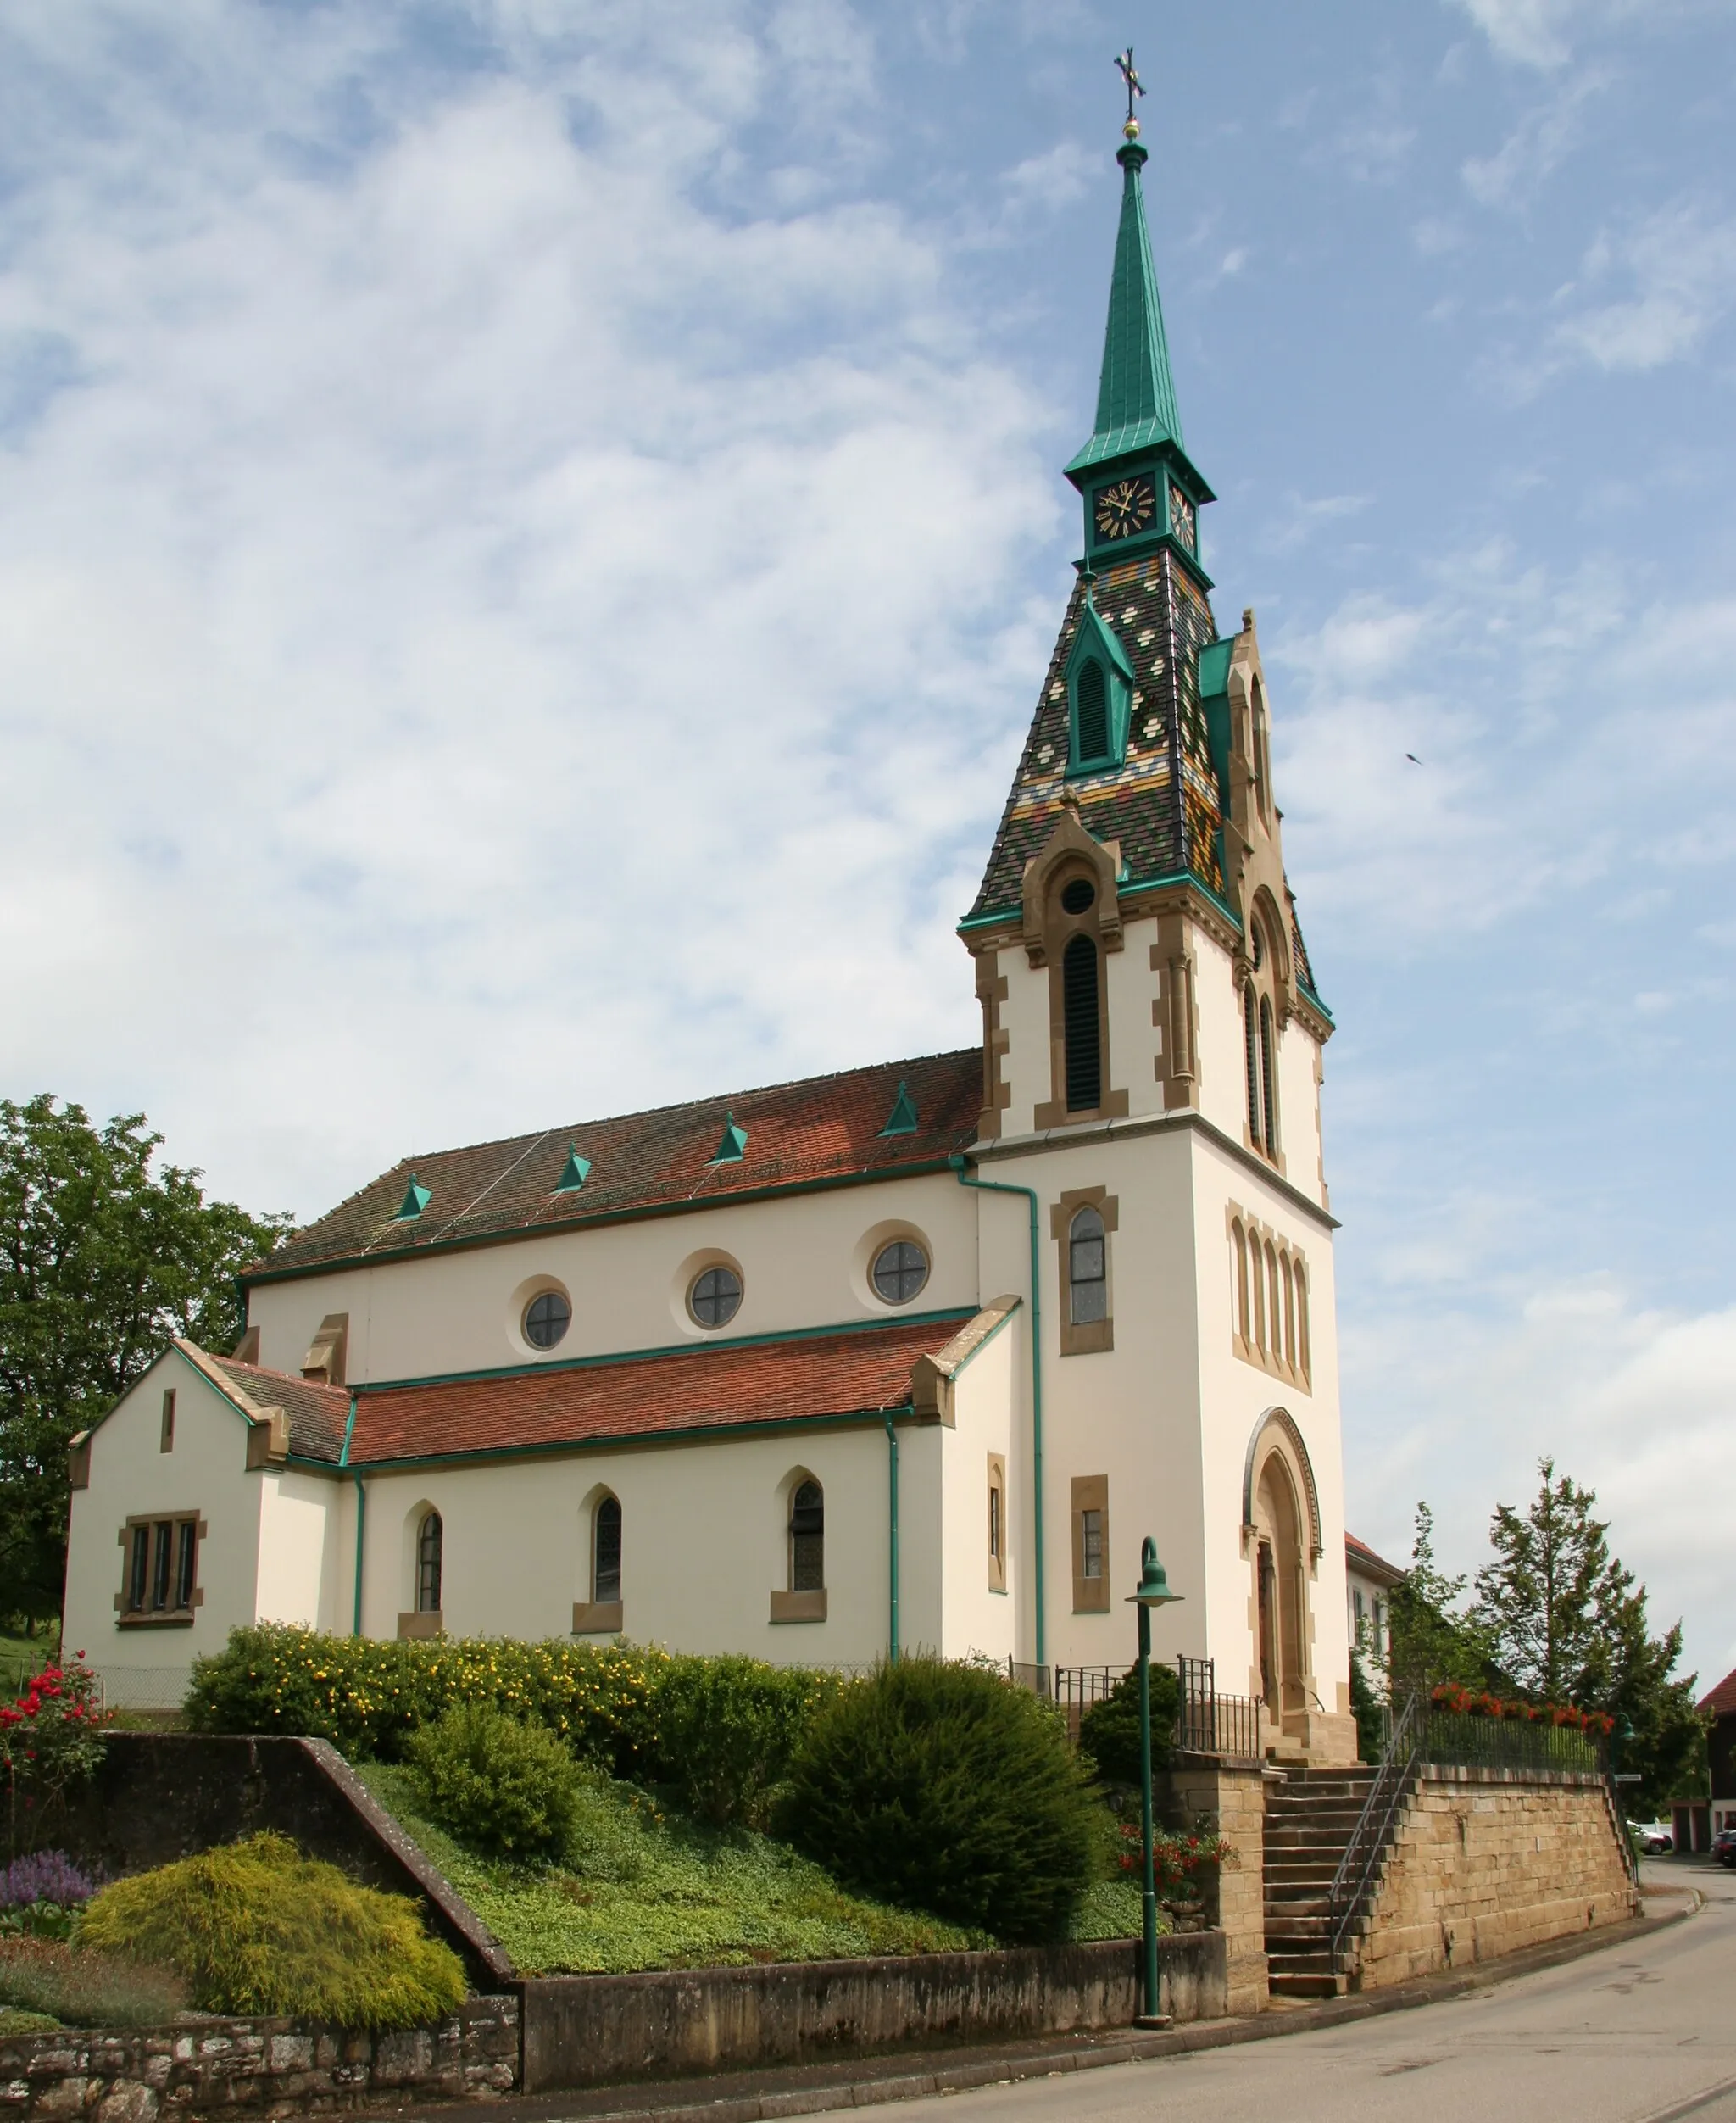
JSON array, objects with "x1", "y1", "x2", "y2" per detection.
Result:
[{"x1": 1115, "y1": 47, "x2": 1145, "y2": 137}]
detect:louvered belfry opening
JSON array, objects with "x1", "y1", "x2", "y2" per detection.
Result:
[
  {"x1": 1075, "y1": 656, "x2": 1109, "y2": 761},
  {"x1": 1062, "y1": 933, "x2": 1102, "y2": 1110}
]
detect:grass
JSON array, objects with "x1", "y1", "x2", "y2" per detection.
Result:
[
  {"x1": 0, "y1": 1939, "x2": 188, "y2": 2029},
  {"x1": 355, "y1": 1762, "x2": 996, "y2": 1976},
  {"x1": 0, "y1": 1625, "x2": 58, "y2": 1697}
]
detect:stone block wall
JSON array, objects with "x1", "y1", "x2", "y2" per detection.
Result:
[
  {"x1": 0, "y1": 1998, "x2": 518, "y2": 2118},
  {"x1": 1154, "y1": 1758, "x2": 1268, "y2": 2014},
  {"x1": 1353, "y1": 1767, "x2": 1638, "y2": 1989}
]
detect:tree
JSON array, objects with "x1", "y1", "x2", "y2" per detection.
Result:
[
  {"x1": 1472, "y1": 1457, "x2": 1707, "y2": 1817},
  {"x1": 0, "y1": 1096, "x2": 292, "y2": 1624},
  {"x1": 1385, "y1": 1503, "x2": 1496, "y2": 1691}
]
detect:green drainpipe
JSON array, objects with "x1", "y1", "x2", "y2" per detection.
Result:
[
  {"x1": 951, "y1": 1157, "x2": 1045, "y2": 1668},
  {"x1": 339, "y1": 1396, "x2": 365, "y2": 1639},
  {"x1": 884, "y1": 1414, "x2": 899, "y2": 1663}
]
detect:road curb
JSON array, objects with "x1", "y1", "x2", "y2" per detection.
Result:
[{"x1": 406, "y1": 1903, "x2": 1693, "y2": 2123}]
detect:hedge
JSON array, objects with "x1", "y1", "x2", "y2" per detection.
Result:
[{"x1": 185, "y1": 1626, "x2": 844, "y2": 1819}]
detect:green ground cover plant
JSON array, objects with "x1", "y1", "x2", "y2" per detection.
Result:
[
  {"x1": 78, "y1": 1832, "x2": 465, "y2": 2027},
  {"x1": 776, "y1": 1656, "x2": 1107, "y2": 1945},
  {"x1": 0, "y1": 1937, "x2": 186, "y2": 2028},
  {"x1": 357, "y1": 1761, "x2": 990, "y2": 1975}
]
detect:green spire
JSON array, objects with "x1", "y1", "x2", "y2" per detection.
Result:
[{"x1": 1066, "y1": 139, "x2": 1182, "y2": 477}]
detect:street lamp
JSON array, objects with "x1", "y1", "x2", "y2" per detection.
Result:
[{"x1": 1127, "y1": 1535, "x2": 1183, "y2": 2029}]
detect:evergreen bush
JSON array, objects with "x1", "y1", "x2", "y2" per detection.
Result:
[
  {"x1": 644, "y1": 1655, "x2": 832, "y2": 1826},
  {"x1": 77, "y1": 1832, "x2": 465, "y2": 2027},
  {"x1": 776, "y1": 1657, "x2": 1104, "y2": 1944},
  {"x1": 407, "y1": 1704, "x2": 581, "y2": 1858},
  {"x1": 1076, "y1": 1663, "x2": 1181, "y2": 1786}
]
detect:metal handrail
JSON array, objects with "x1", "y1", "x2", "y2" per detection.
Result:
[{"x1": 1327, "y1": 1686, "x2": 1426, "y2": 1964}]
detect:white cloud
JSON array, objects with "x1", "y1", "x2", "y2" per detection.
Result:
[
  {"x1": 0, "y1": 8, "x2": 1056, "y2": 1218},
  {"x1": 1552, "y1": 198, "x2": 1736, "y2": 371},
  {"x1": 1449, "y1": 0, "x2": 1722, "y2": 70},
  {"x1": 1461, "y1": 64, "x2": 1609, "y2": 206}
]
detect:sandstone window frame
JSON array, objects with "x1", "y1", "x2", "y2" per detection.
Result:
[
  {"x1": 114, "y1": 1512, "x2": 203, "y2": 1627},
  {"x1": 771, "y1": 1471, "x2": 827, "y2": 1624},
  {"x1": 1071, "y1": 1474, "x2": 1110, "y2": 1614},
  {"x1": 159, "y1": 1389, "x2": 175, "y2": 1453},
  {"x1": 987, "y1": 1452, "x2": 1007, "y2": 1594},
  {"x1": 574, "y1": 1490, "x2": 624, "y2": 1635},
  {"x1": 1051, "y1": 1187, "x2": 1117, "y2": 1356},
  {"x1": 1227, "y1": 1203, "x2": 1311, "y2": 1392}
]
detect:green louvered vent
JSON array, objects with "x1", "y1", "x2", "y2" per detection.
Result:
[
  {"x1": 1075, "y1": 658, "x2": 1109, "y2": 763},
  {"x1": 1063, "y1": 935, "x2": 1102, "y2": 1111}
]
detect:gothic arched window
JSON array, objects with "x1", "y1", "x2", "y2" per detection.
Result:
[
  {"x1": 1062, "y1": 933, "x2": 1101, "y2": 1111},
  {"x1": 1243, "y1": 983, "x2": 1261, "y2": 1147},
  {"x1": 416, "y1": 1510, "x2": 442, "y2": 1614},
  {"x1": 1068, "y1": 1206, "x2": 1107, "y2": 1326},
  {"x1": 789, "y1": 1479, "x2": 824, "y2": 1592},
  {"x1": 593, "y1": 1494, "x2": 622, "y2": 1605}
]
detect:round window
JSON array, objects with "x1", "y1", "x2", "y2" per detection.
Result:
[
  {"x1": 688, "y1": 1264, "x2": 743, "y2": 1329},
  {"x1": 872, "y1": 1240, "x2": 930, "y2": 1306},
  {"x1": 1060, "y1": 878, "x2": 1096, "y2": 915},
  {"x1": 524, "y1": 1290, "x2": 571, "y2": 1350}
]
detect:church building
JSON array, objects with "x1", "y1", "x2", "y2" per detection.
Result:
[{"x1": 64, "y1": 109, "x2": 1359, "y2": 1765}]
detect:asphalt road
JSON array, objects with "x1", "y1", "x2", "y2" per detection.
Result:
[{"x1": 882, "y1": 1863, "x2": 1734, "y2": 2123}]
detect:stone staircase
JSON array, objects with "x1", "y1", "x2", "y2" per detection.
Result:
[{"x1": 1262, "y1": 1765, "x2": 1380, "y2": 1999}]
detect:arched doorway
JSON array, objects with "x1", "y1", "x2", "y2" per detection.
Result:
[{"x1": 1253, "y1": 1452, "x2": 1307, "y2": 1720}]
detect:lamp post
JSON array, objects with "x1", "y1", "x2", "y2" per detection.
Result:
[{"x1": 1127, "y1": 1535, "x2": 1183, "y2": 2029}]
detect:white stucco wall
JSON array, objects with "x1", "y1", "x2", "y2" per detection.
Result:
[
  {"x1": 64, "y1": 1351, "x2": 267, "y2": 1696},
  {"x1": 936, "y1": 1309, "x2": 1020, "y2": 1663},
  {"x1": 246, "y1": 1169, "x2": 982, "y2": 1388}
]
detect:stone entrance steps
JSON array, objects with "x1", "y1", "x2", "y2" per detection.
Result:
[{"x1": 1263, "y1": 1768, "x2": 1378, "y2": 2000}]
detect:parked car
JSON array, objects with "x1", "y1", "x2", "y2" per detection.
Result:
[
  {"x1": 1712, "y1": 1826, "x2": 1736, "y2": 1869},
  {"x1": 1635, "y1": 1822, "x2": 1675, "y2": 1854}
]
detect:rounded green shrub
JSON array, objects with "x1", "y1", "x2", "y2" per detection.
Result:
[
  {"x1": 776, "y1": 1657, "x2": 1104, "y2": 1944},
  {"x1": 77, "y1": 1833, "x2": 465, "y2": 2027},
  {"x1": 1077, "y1": 1663, "x2": 1181, "y2": 1786},
  {"x1": 406, "y1": 1702, "x2": 581, "y2": 1858},
  {"x1": 645, "y1": 1655, "x2": 839, "y2": 1826}
]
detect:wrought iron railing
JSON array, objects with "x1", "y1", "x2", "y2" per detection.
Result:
[
  {"x1": 1328, "y1": 1685, "x2": 1426, "y2": 1964},
  {"x1": 1419, "y1": 1708, "x2": 1604, "y2": 1775},
  {"x1": 1053, "y1": 1664, "x2": 1116, "y2": 1710},
  {"x1": 1174, "y1": 1655, "x2": 1262, "y2": 1759}
]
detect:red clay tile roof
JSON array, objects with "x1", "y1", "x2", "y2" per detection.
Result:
[
  {"x1": 251, "y1": 1050, "x2": 982, "y2": 1283},
  {"x1": 204, "y1": 1352, "x2": 353, "y2": 1463},
  {"x1": 1345, "y1": 1531, "x2": 1405, "y2": 1585},
  {"x1": 343, "y1": 1313, "x2": 975, "y2": 1467},
  {"x1": 1700, "y1": 1666, "x2": 1736, "y2": 1717}
]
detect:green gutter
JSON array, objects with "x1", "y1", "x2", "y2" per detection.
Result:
[
  {"x1": 950, "y1": 1159, "x2": 1045, "y2": 1669},
  {"x1": 357, "y1": 1306, "x2": 976, "y2": 1396},
  {"x1": 244, "y1": 1157, "x2": 965, "y2": 1290},
  {"x1": 884, "y1": 1416, "x2": 900, "y2": 1664}
]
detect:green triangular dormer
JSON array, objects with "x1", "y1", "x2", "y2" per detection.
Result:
[
  {"x1": 1066, "y1": 589, "x2": 1137, "y2": 773},
  {"x1": 708, "y1": 1112, "x2": 748, "y2": 1164},
  {"x1": 554, "y1": 1145, "x2": 592, "y2": 1194},
  {"x1": 878, "y1": 1081, "x2": 920, "y2": 1137},
  {"x1": 394, "y1": 1175, "x2": 431, "y2": 1222}
]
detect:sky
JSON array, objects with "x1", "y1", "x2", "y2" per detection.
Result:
[{"x1": 3, "y1": 0, "x2": 1735, "y2": 1686}]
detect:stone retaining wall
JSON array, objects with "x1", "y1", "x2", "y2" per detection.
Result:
[
  {"x1": 0, "y1": 1997, "x2": 518, "y2": 2118},
  {"x1": 1352, "y1": 1766, "x2": 1638, "y2": 1989},
  {"x1": 519, "y1": 1933, "x2": 1225, "y2": 2093},
  {"x1": 1155, "y1": 1758, "x2": 1268, "y2": 2014}
]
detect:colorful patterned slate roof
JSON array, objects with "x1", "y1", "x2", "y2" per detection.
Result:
[
  {"x1": 251, "y1": 1050, "x2": 982, "y2": 1282},
  {"x1": 343, "y1": 1313, "x2": 975, "y2": 1468},
  {"x1": 1699, "y1": 1665, "x2": 1736, "y2": 1717},
  {"x1": 967, "y1": 550, "x2": 1224, "y2": 922}
]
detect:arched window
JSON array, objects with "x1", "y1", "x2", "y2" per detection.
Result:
[
  {"x1": 416, "y1": 1510, "x2": 442, "y2": 1614},
  {"x1": 1075, "y1": 657, "x2": 1109, "y2": 762},
  {"x1": 1265, "y1": 1242, "x2": 1280, "y2": 1358},
  {"x1": 1243, "y1": 984, "x2": 1261, "y2": 1147},
  {"x1": 1259, "y1": 996, "x2": 1279, "y2": 1153},
  {"x1": 1232, "y1": 1221, "x2": 1249, "y2": 1344},
  {"x1": 1296, "y1": 1262, "x2": 1311, "y2": 1379},
  {"x1": 1281, "y1": 1256, "x2": 1297, "y2": 1371},
  {"x1": 789, "y1": 1479, "x2": 824, "y2": 1592},
  {"x1": 1249, "y1": 1237, "x2": 1265, "y2": 1353},
  {"x1": 1062, "y1": 933, "x2": 1101, "y2": 1111},
  {"x1": 1068, "y1": 1206, "x2": 1107, "y2": 1325},
  {"x1": 593, "y1": 1494, "x2": 622, "y2": 1605}
]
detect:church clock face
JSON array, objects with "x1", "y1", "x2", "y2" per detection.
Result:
[
  {"x1": 1168, "y1": 486, "x2": 1197, "y2": 550},
  {"x1": 1093, "y1": 474, "x2": 1157, "y2": 542}
]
